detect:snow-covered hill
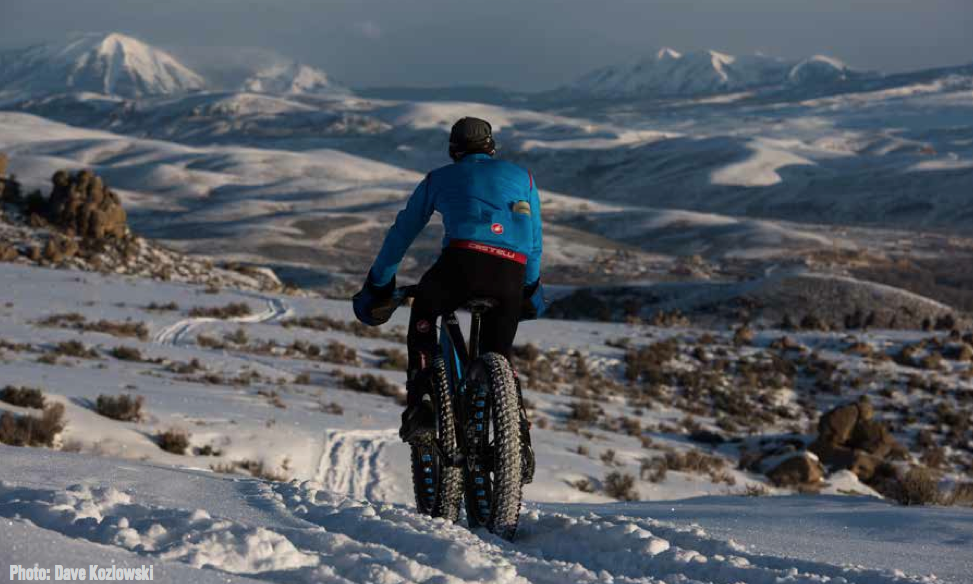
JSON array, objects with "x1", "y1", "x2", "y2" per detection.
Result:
[
  {"x1": 241, "y1": 61, "x2": 349, "y2": 96},
  {"x1": 567, "y1": 48, "x2": 861, "y2": 98},
  {"x1": 1, "y1": 262, "x2": 972, "y2": 583},
  {"x1": 0, "y1": 32, "x2": 206, "y2": 98}
]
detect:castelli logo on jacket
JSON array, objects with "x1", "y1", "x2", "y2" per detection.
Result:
[{"x1": 491, "y1": 223, "x2": 504, "y2": 234}]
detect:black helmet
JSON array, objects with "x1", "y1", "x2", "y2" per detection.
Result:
[{"x1": 449, "y1": 117, "x2": 496, "y2": 161}]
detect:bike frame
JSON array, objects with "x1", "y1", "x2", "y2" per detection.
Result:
[{"x1": 437, "y1": 308, "x2": 492, "y2": 464}]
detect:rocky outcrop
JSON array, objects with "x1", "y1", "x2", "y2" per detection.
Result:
[
  {"x1": 810, "y1": 397, "x2": 905, "y2": 481},
  {"x1": 0, "y1": 162, "x2": 291, "y2": 295},
  {"x1": 48, "y1": 170, "x2": 128, "y2": 240},
  {"x1": 767, "y1": 453, "x2": 825, "y2": 487}
]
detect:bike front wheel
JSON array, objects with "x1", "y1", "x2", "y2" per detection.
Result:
[{"x1": 463, "y1": 352, "x2": 523, "y2": 540}]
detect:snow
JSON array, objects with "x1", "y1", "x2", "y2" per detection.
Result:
[
  {"x1": 0, "y1": 32, "x2": 206, "y2": 98},
  {"x1": 1, "y1": 30, "x2": 972, "y2": 584},
  {"x1": 1, "y1": 261, "x2": 971, "y2": 582},
  {"x1": 242, "y1": 62, "x2": 349, "y2": 96},
  {"x1": 567, "y1": 48, "x2": 856, "y2": 98},
  {"x1": 2, "y1": 445, "x2": 967, "y2": 583},
  {"x1": 710, "y1": 140, "x2": 816, "y2": 187}
]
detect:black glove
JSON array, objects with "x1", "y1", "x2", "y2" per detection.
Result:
[{"x1": 353, "y1": 273, "x2": 396, "y2": 326}]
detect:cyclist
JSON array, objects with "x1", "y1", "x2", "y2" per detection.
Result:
[{"x1": 354, "y1": 117, "x2": 545, "y2": 442}]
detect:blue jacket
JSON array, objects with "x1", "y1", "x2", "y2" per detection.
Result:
[{"x1": 369, "y1": 153, "x2": 543, "y2": 287}]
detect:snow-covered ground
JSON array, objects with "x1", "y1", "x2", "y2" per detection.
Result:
[
  {"x1": 2, "y1": 262, "x2": 972, "y2": 583},
  {"x1": 2, "y1": 31, "x2": 973, "y2": 584},
  {"x1": 4, "y1": 446, "x2": 970, "y2": 584}
]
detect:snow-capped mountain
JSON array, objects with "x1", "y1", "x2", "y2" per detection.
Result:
[
  {"x1": 241, "y1": 61, "x2": 348, "y2": 96},
  {"x1": 567, "y1": 48, "x2": 858, "y2": 97},
  {"x1": 787, "y1": 55, "x2": 853, "y2": 85},
  {"x1": 0, "y1": 32, "x2": 206, "y2": 98}
]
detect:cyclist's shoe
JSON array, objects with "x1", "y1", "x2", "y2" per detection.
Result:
[{"x1": 400, "y1": 400, "x2": 435, "y2": 443}]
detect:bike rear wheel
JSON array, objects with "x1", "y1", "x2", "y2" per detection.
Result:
[
  {"x1": 410, "y1": 357, "x2": 463, "y2": 522},
  {"x1": 463, "y1": 352, "x2": 523, "y2": 540}
]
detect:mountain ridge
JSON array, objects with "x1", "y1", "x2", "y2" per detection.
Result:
[{"x1": 0, "y1": 32, "x2": 205, "y2": 98}]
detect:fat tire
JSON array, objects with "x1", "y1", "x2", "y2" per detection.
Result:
[
  {"x1": 410, "y1": 357, "x2": 463, "y2": 522},
  {"x1": 463, "y1": 352, "x2": 523, "y2": 540}
]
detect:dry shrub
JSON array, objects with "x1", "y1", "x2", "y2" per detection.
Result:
[
  {"x1": 196, "y1": 334, "x2": 226, "y2": 349},
  {"x1": 375, "y1": 348, "x2": 408, "y2": 370},
  {"x1": 145, "y1": 301, "x2": 179, "y2": 311},
  {"x1": 333, "y1": 371, "x2": 403, "y2": 402},
  {"x1": 109, "y1": 346, "x2": 144, "y2": 362},
  {"x1": 568, "y1": 400, "x2": 601, "y2": 423},
  {"x1": 53, "y1": 340, "x2": 99, "y2": 359},
  {"x1": 224, "y1": 328, "x2": 249, "y2": 345},
  {"x1": 625, "y1": 339, "x2": 679, "y2": 383},
  {"x1": 235, "y1": 459, "x2": 288, "y2": 482},
  {"x1": 1, "y1": 386, "x2": 45, "y2": 409},
  {"x1": 196, "y1": 444, "x2": 222, "y2": 456},
  {"x1": 323, "y1": 341, "x2": 360, "y2": 365},
  {"x1": 282, "y1": 314, "x2": 406, "y2": 342},
  {"x1": 570, "y1": 477, "x2": 596, "y2": 493},
  {"x1": 189, "y1": 303, "x2": 252, "y2": 319},
  {"x1": 743, "y1": 483, "x2": 770, "y2": 497},
  {"x1": 157, "y1": 428, "x2": 190, "y2": 455},
  {"x1": 0, "y1": 404, "x2": 65, "y2": 447},
  {"x1": 257, "y1": 390, "x2": 286, "y2": 409},
  {"x1": 895, "y1": 467, "x2": 941, "y2": 506},
  {"x1": 294, "y1": 372, "x2": 312, "y2": 385},
  {"x1": 39, "y1": 314, "x2": 149, "y2": 340},
  {"x1": 943, "y1": 483, "x2": 973, "y2": 507},
  {"x1": 640, "y1": 457, "x2": 667, "y2": 483},
  {"x1": 167, "y1": 359, "x2": 203, "y2": 374},
  {"x1": 95, "y1": 394, "x2": 144, "y2": 422},
  {"x1": 604, "y1": 471, "x2": 639, "y2": 501},
  {"x1": 320, "y1": 401, "x2": 344, "y2": 415},
  {"x1": 600, "y1": 449, "x2": 618, "y2": 466}
]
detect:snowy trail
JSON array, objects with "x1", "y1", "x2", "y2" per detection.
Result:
[
  {"x1": 0, "y1": 464, "x2": 934, "y2": 584},
  {"x1": 153, "y1": 296, "x2": 292, "y2": 347},
  {"x1": 315, "y1": 429, "x2": 404, "y2": 503}
]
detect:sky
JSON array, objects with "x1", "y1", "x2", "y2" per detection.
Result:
[{"x1": 2, "y1": 0, "x2": 972, "y2": 90}]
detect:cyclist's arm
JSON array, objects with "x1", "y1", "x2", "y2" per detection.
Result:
[
  {"x1": 369, "y1": 176, "x2": 435, "y2": 287},
  {"x1": 525, "y1": 173, "x2": 542, "y2": 285}
]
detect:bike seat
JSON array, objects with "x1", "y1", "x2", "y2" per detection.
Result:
[{"x1": 465, "y1": 297, "x2": 498, "y2": 314}]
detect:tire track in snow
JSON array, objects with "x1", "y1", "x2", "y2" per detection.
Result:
[
  {"x1": 153, "y1": 296, "x2": 292, "y2": 347},
  {"x1": 315, "y1": 429, "x2": 402, "y2": 503}
]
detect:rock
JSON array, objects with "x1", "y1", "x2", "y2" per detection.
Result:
[
  {"x1": 809, "y1": 440, "x2": 857, "y2": 468},
  {"x1": 767, "y1": 454, "x2": 824, "y2": 487},
  {"x1": 848, "y1": 419, "x2": 896, "y2": 458},
  {"x1": 42, "y1": 235, "x2": 80, "y2": 263},
  {"x1": 848, "y1": 451, "x2": 883, "y2": 481},
  {"x1": 812, "y1": 399, "x2": 904, "y2": 482},
  {"x1": 856, "y1": 396, "x2": 874, "y2": 422},
  {"x1": 42, "y1": 239, "x2": 64, "y2": 263},
  {"x1": 47, "y1": 169, "x2": 128, "y2": 241},
  {"x1": 818, "y1": 403, "x2": 859, "y2": 444},
  {"x1": 0, "y1": 243, "x2": 18, "y2": 262}
]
